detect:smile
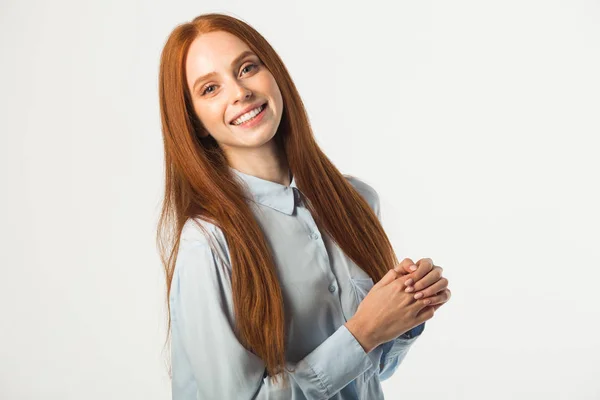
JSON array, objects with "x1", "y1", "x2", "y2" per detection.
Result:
[{"x1": 231, "y1": 103, "x2": 267, "y2": 126}]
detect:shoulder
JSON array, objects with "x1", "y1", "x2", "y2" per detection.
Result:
[
  {"x1": 181, "y1": 217, "x2": 220, "y2": 242},
  {"x1": 343, "y1": 174, "x2": 381, "y2": 216},
  {"x1": 170, "y1": 218, "x2": 233, "y2": 304},
  {"x1": 179, "y1": 217, "x2": 231, "y2": 268}
]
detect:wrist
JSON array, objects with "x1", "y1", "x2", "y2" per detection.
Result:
[{"x1": 344, "y1": 317, "x2": 377, "y2": 353}]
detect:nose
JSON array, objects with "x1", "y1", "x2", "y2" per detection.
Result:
[{"x1": 231, "y1": 80, "x2": 253, "y2": 103}]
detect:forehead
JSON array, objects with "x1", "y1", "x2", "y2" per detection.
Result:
[{"x1": 185, "y1": 31, "x2": 252, "y2": 87}]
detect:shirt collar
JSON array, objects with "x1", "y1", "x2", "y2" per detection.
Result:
[{"x1": 229, "y1": 166, "x2": 300, "y2": 215}]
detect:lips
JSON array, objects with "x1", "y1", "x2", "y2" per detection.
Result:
[{"x1": 229, "y1": 102, "x2": 267, "y2": 125}]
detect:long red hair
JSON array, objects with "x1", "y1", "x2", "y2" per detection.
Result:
[{"x1": 157, "y1": 12, "x2": 400, "y2": 385}]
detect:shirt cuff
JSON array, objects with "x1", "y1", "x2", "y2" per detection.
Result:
[
  {"x1": 385, "y1": 322, "x2": 425, "y2": 360},
  {"x1": 399, "y1": 322, "x2": 426, "y2": 339},
  {"x1": 298, "y1": 324, "x2": 378, "y2": 398}
]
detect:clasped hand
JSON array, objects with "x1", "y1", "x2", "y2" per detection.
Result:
[{"x1": 393, "y1": 257, "x2": 451, "y2": 311}]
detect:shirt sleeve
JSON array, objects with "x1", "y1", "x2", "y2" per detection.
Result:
[
  {"x1": 170, "y1": 237, "x2": 378, "y2": 400},
  {"x1": 377, "y1": 323, "x2": 426, "y2": 381}
]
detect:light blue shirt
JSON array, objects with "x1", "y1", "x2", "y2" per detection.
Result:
[{"x1": 169, "y1": 167, "x2": 425, "y2": 399}]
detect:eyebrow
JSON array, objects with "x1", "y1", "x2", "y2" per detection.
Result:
[{"x1": 192, "y1": 50, "x2": 256, "y2": 93}]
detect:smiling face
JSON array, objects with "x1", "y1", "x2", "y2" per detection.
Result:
[{"x1": 185, "y1": 31, "x2": 284, "y2": 160}]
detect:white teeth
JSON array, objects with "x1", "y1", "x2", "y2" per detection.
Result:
[{"x1": 232, "y1": 104, "x2": 265, "y2": 125}]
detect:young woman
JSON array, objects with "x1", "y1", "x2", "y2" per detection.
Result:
[{"x1": 157, "y1": 12, "x2": 451, "y2": 400}]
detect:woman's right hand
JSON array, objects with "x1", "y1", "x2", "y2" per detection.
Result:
[{"x1": 345, "y1": 268, "x2": 435, "y2": 353}]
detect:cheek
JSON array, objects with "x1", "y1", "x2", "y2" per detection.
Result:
[
  {"x1": 268, "y1": 76, "x2": 281, "y2": 95},
  {"x1": 265, "y1": 76, "x2": 283, "y2": 107},
  {"x1": 195, "y1": 103, "x2": 227, "y2": 126},
  {"x1": 257, "y1": 71, "x2": 279, "y2": 94}
]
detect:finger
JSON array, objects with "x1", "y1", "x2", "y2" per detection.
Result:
[
  {"x1": 432, "y1": 289, "x2": 451, "y2": 311},
  {"x1": 420, "y1": 288, "x2": 451, "y2": 306},
  {"x1": 374, "y1": 268, "x2": 400, "y2": 288},
  {"x1": 416, "y1": 304, "x2": 436, "y2": 320},
  {"x1": 408, "y1": 258, "x2": 435, "y2": 284},
  {"x1": 405, "y1": 266, "x2": 443, "y2": 293},
  {"x1": 411, "y1": 272, "x2": 447, "y2": 297},
  {"x1": 393, "y1": 258, "x2": 417, "y2": 275},
  {"x1": 413, "y1": 277, "x2": 448, "y2": 300}
]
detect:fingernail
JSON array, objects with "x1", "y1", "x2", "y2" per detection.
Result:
[
  {"x1": 410, "y1": 264, "x2": 417, "y2": 271},
  {"x1": 404, "y1": 279, "x2": 413, "y2": 286},
  {"x1": 404, "y1": 286, "x2": 414, "y2": 292},
  {"x1": 414, "y1": 292, "x2": 423, "y2": 299}
]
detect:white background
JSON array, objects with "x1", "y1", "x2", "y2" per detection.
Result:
[{"x1": 1, "y1": 0, "x2": 599, "y2": 399}]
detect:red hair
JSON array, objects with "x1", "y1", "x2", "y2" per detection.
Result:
[{"x1": 156, "y1": 12, "x2": 400, "y2": 386}]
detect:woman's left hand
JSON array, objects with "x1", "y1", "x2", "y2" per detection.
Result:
[{"x1": 394, "y1": 258, "x2": 450, "y2": 311}]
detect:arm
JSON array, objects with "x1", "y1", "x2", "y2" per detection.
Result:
[
  {"x1": 170, "y1": 237, "x2": 379, "y2": 400},
  {"x1": 362, "y1": 178, "x2": 427, "y2": 381}
]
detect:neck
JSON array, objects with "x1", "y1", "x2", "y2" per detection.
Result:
[{"x1": 226, "y1": 140, "x2": 291, "y2": 186}]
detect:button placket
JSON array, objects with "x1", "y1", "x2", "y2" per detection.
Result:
[{"x1": 297, "y1": 204, "x2": 341, "y2": 301}]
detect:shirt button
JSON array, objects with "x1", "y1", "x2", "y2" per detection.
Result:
[
  {"x1": 310, "y1": 232, "x2": 319, "y2": 240},
  {"x1": 328, "y1": 284, "x2": 336, "y2": 293}
]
